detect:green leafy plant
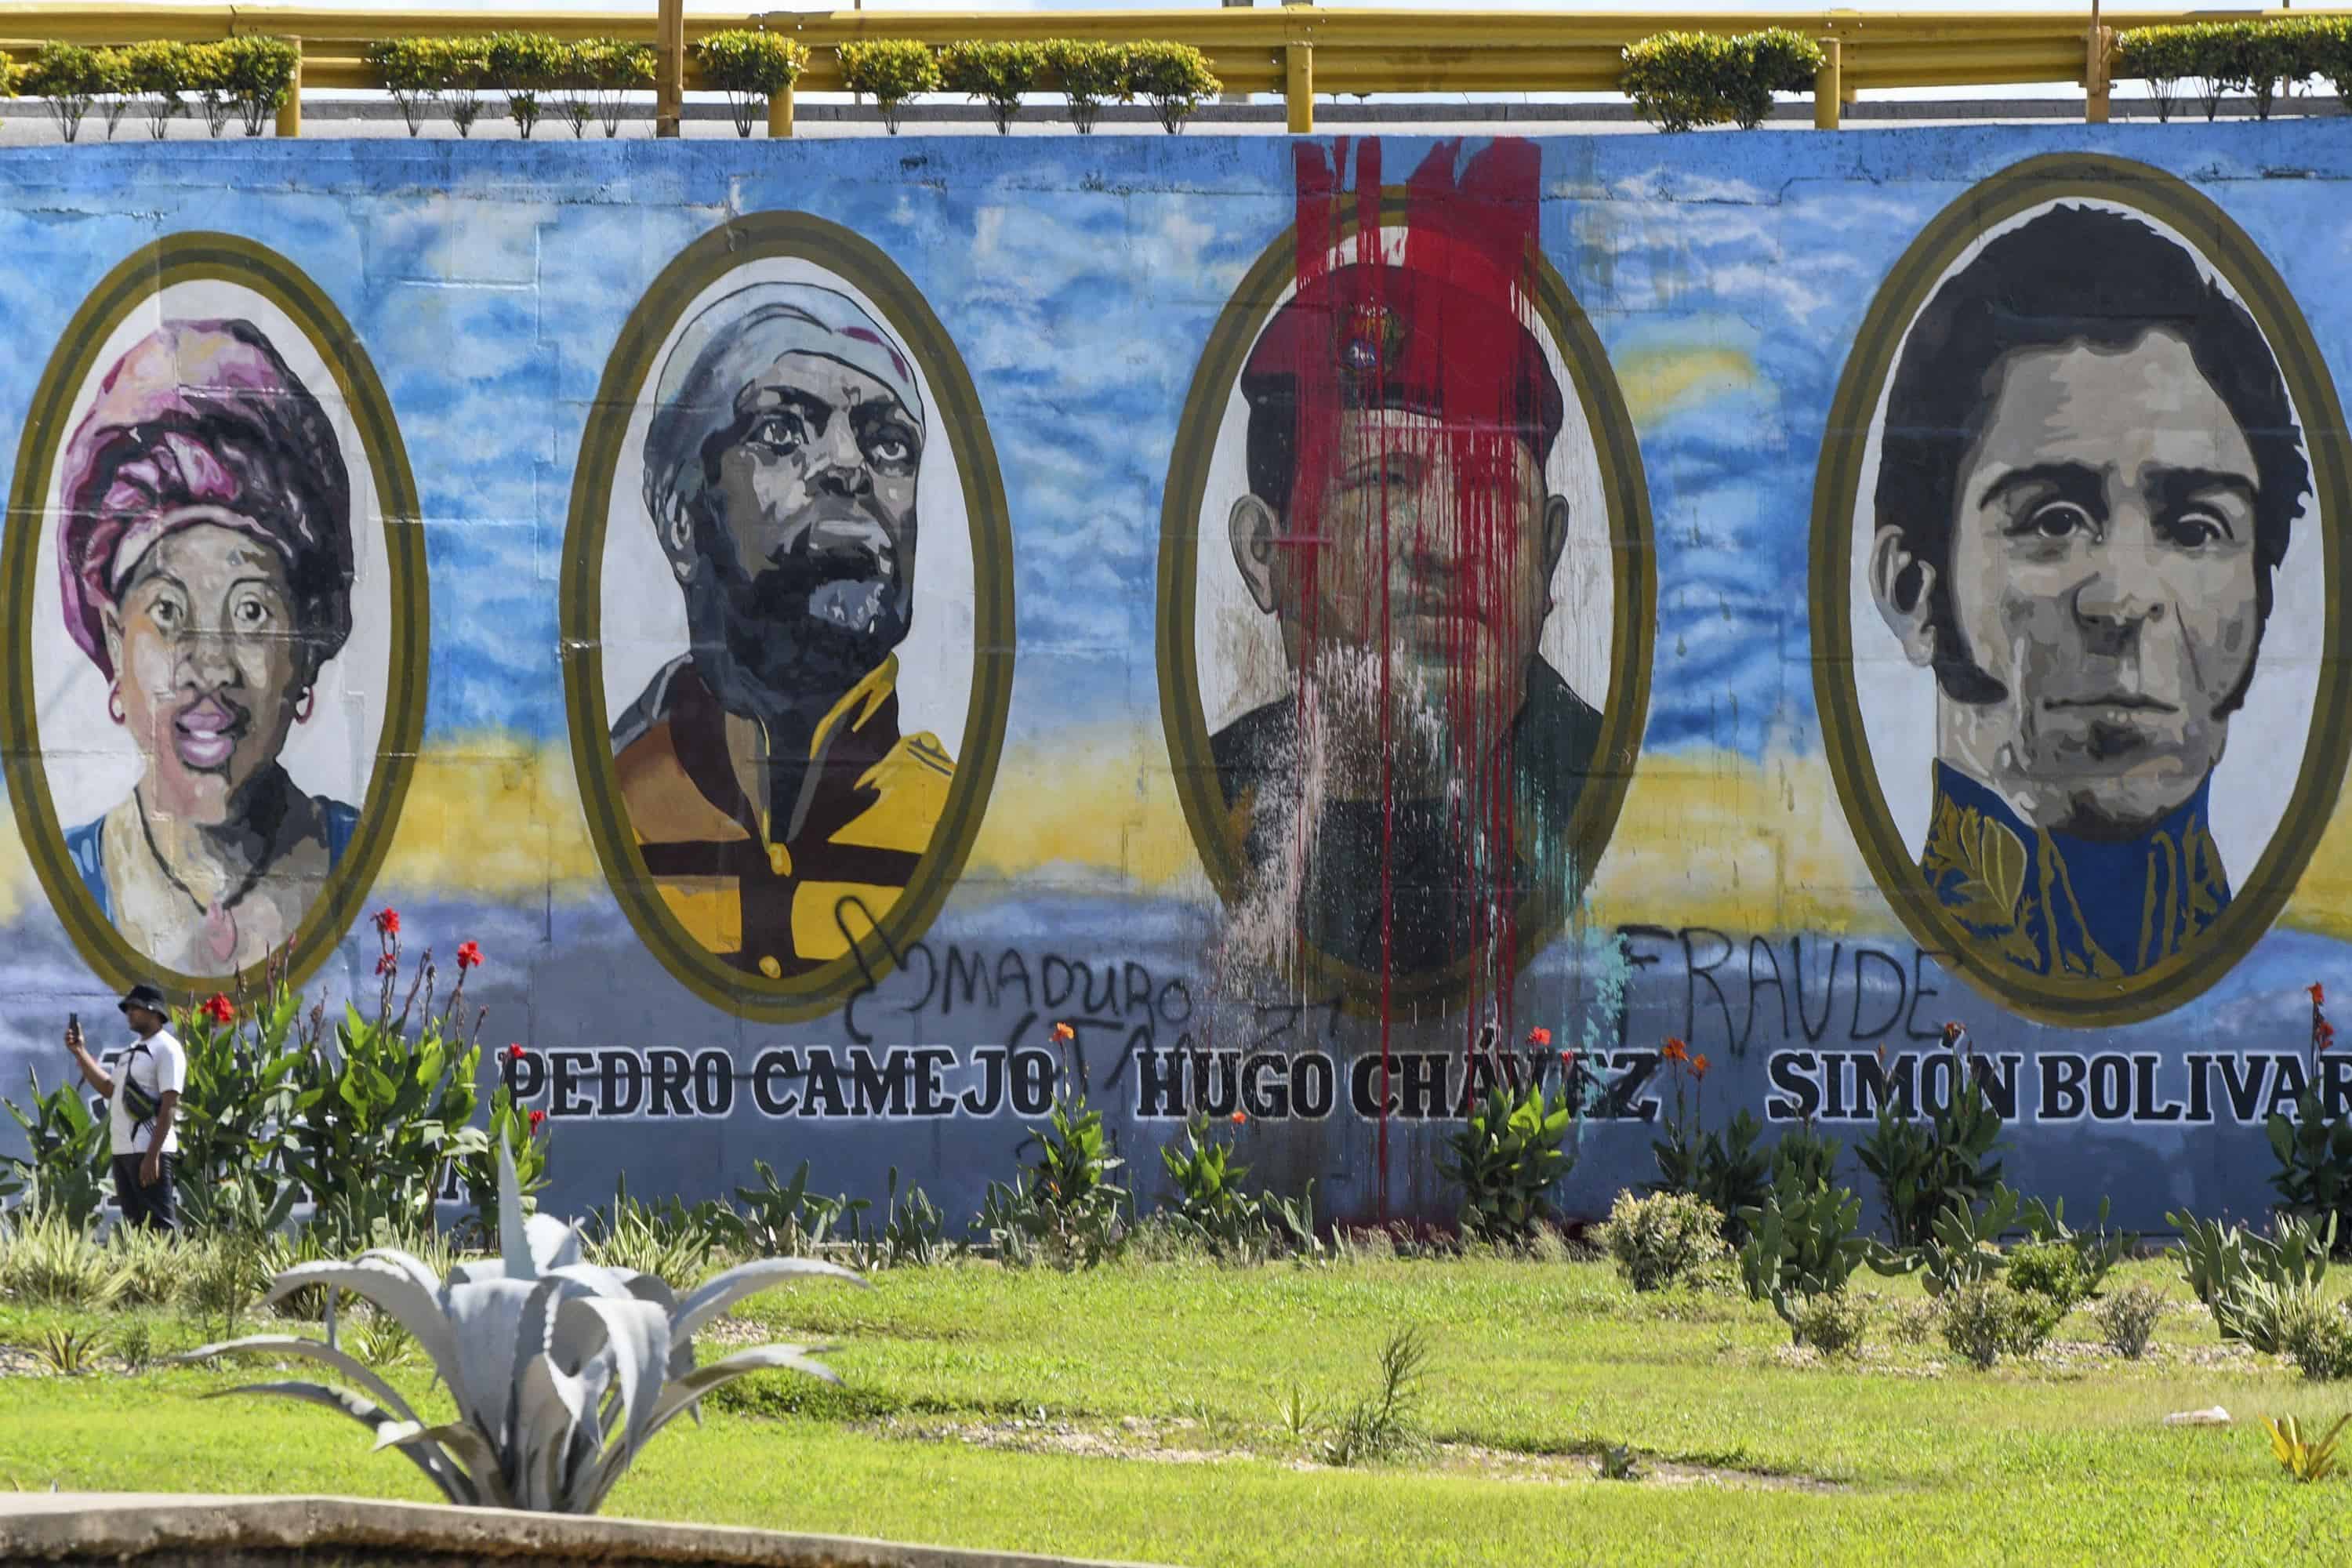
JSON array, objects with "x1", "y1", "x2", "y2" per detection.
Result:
[
  {"x1": 2116, "y1": 24, "x2": 2203, "y2": 121},
  {"x1": 2005, "y1": 1240, "x2": 2096, "y2": 1316},
  {"x1": 1320, "y1": 1328, "x2": 1427, "y2": 1467},
  {"x1": 837, "y1": 38, "x2": 940, "y2": 135},
  {"x1": 2279, "y1": 1296, "x2": 2352, "y2": 1381},
  {"x1": 695, "y1": 29, "x2": 807, "y2": 138},
  {"x1": 1044, "y1": 38, "x2": 1127, "y2": 133},
  {"x1": 1913, "y1": 1185, "x2": 2019, "y2": 1299},
  {"x1": 850, "y1": 1167, "x2": 950, "y2": 1270},
  {"x1": 1440, "y1": 1075, "x2": 1575, "y2": 1245},
  {"x1": 24, "y1": 42, "x2": 103, "y2": 143},
  {"x1": 34, "y1": 1324, "x2": 107, "y2": 1376},
  {"x1": 735, "y1": 1158, "x2": 867, "y2": 1258},
  {"x1": 2095, "y1": 1282, "x2": 2166, "y2": 1360},
  {"x1": 120, "y1": 40, "x2": 188, "y2": 140},
  {"x1": 1855, "y1": 1042, "x2": 2005, "y2": 1248},
  {"x1": 368, "y1": 37, "x2": 442, "y2": 135},
  {"x1": 2018, "y1": 1191, "x2": 2132, "y2": 1298},
  {"x1": 183, "y1": 1232, "x2": 269, "y2": 1339},
  {"x1": 169, "y1": 977, "x2": 308, "y2": 1236},
  {"x1": 176, "y1": 1144, "x2": 865, "y2": 1513},
  {"x1": 487, "y1": 31, "x2": 566, "y2": 139},
  {"x1": 115, "y1": 1317, "x2": 156, "y2": 1374},
  {"x1": 1595, "y1": 1189, "x2": 1726, "y2": 1292},
  {"x1": 1736, "y1": 1171, "x2": 1902, "y2": 1341},
  {"x1": 1161, "y1": 1112, "x2": 1298, "y2": 1258},
  {"x1": 2267, "y1": 983, "x2": 2352, "y2": 1250},
  {"x1": 105, "y1": 1223, "x2": 184, "y2": 1309},
  {"x1": 218, "y1": 35, "x2": 298, "y2": 136},
  {"x1": 1598, "y1": 1443, "x2": 1639, "y2": 1481},
  {"x1": 586, "y1": 1173, "x2": 738, "y2": 1291},
  {"x1": 1940, "y1": 1280, "x2": 2061, "y2": 1369},
  {"x1": 3, "y1": 1069, "x2": 110, "y2": 1228},
  {"x1": 1771, "y1": 1121, "x2": 1843, "y2": 1196},
  {"x1": 1124, "y1": 40, "x2": 1220, "y2": 134},
  {"x1": 1621, "y1": 27, "x2": 1825, "y2": 132},
  {"x1": 982, "y1": 1081, "x2": 1130, "y2": 1269},
  {"x1": 2266, "y1": 1412, "x2": 2350, "y2": 1482},
  {"x1": 939, "y1": 39, "x2": 1045, "y2": 134},
  {"x1": 89, "y1": 45, "x2": 135, "y2": 140}
]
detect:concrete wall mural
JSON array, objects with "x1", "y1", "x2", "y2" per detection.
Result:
[{"x1": 3, "y1": 129, "x2": 2350, "y2": 1230}]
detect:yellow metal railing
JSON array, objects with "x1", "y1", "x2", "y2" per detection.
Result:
[{"x1": 0, "y1": 5, "x2": 2341, "y2": 134}]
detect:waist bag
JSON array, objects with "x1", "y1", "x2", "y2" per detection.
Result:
[{"x1": 118, "y1": 1043, "x2": 161, "y2": 1125}]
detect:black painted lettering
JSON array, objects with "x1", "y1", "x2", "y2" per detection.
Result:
[
  {"x1": 550, "y1": 1051, "x2": 595, "y2": 1118},
  {"x1": 801, "y1": 1049, "x2": 848, "y2": 1118},
  {"x1": 1793, "y1": 937, "x2": 1841, "y2": 1045},
  {"x1": 1293, "y1": 1052, "x2": 1335, "y2": 1119},
  {"x1": 962, "y1": 1048, "x2": 1006, "y2": 1116},
  {"x1": 1849, "y1": 949, "x2": 1907, "y2": 1040},
  {"x1": 693, "y1": 1050, "x2": 733, "y2": 1116},
  {"x1": 1134, "y1": 1047, "x2": 1187, "y2": 1118},
  {"x1": 1766, "y1": 1051, "x2": 1819, "y2": 1121},
  {"x1": 596, "y1": 1048, "x2": 644, "y2": 1117},
  {"x1": 753, "y1": 1049, "x2": 800, "y2": 1116},
  {"x1": 849, "y1": 1047, "x2": 913, "y2": 1116},
  {"x1": 647, "y1": 1048, "x2": 692, "y2": 1116},
  {"x1": 2039, "y1": 1054, "x2": 2086, "y2": 1120},
  {"x1": 1744, "y1": 937, "x2": 1788, "y2": 1051},
  {"x1": 2217, "y1": 1054, "x2": 2269, "y2": 1123},
  {"x1": 1905, "y1": 951, "x2": 1951, "y2": 1041},
  {"x1": 2089, "y1": 1054, "x2": 2130, "y2": 1120},
  {"x1": 1010, "y1": 1047, "x2": 1056, "y2": 1116},
  {"x1": 995, "y1": 950, "x2": 1034, "y2": 1010},
  {"x1": 1682, "y1": 926, "x2": 1737, "y2": 1054},
  {"x1": 1243, "y1": 1053, "x2": 1291, "y2": 1119},
  {"x1": 944, "y1": 947, "x2": 995, "y2": 1013}
]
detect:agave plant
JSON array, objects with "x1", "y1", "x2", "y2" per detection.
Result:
[{"x1": 177, "y1": 1145, "x2": 862, "y2": 1512}]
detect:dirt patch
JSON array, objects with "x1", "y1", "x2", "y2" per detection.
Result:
[{"x1": 877, "y1": 1417, "x2": 1846, "y2": 1491}]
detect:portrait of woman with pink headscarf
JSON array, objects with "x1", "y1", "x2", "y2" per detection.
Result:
[{"x1": 56, "y1": 318, "x2": 359, "y2": 975}]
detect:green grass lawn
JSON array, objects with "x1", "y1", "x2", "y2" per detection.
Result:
[{"x1": 5, "y1": 1255, "x2": 2352, "y2": 1566}]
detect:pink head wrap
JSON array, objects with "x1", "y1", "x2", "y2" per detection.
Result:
[{"x1": 56, "y1": 319, "x2": 353, "y2": 682}]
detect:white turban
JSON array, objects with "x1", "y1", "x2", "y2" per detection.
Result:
[{"x1": 642, "y1": 281, "x2": 926, "y2": 533}]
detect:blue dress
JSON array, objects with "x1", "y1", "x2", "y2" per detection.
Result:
[{"x1": 66, "y1": 800, "x2": 360, "y2": 924}]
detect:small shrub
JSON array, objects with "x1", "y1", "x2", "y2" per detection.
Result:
[
  {"x1": 1621, "y1": 27, "x2": 1824, "y2": 132},
  {"x1": 183, "y1": 42, "x2": 235, "y2": 137},
  {"x1": 435, "y1": 38, "x2": 493, "y2": 137},
  {"x1": 583, "y1": 38, "x2": 655, "y2": 138},
  {"x1": 837, "y1": 39, "x2": 940, "y2": 134},
  {"x1": 122, "y1": 40, "x2": 189, "y2": 140},
  {"x1": 0, "y1": 1207, "x2": 122, "y2": 1307},
  {"x1": 2267, "y1": 1413, "x2": 2350, "y2": 1482},
  {"x1": 1320, "y1": 1328, "x2": 1427, "y2": 1467},
  {"x1": 2095, "y1": 1283, "x2": 2166, "y2": 1360},
  {"x1": 982, "y1": 1087, "x2": 1131, "y2": 1269},
  {"x1": 2172, "y1": 1211, "x2": 2334, "y2": 1346},
  {"x1": 487, "y1": 31, "x2": 566, "y2": 139},
  {"x1": 368, "y1": 37, "x2": 441, "y2": 135},
  {"x1": 2268, "y1": 1087, "x2": 2352, "y2": 1254},
  {"x1": 1789, "y1": 1289, "x2": 1871, "y2": 1357},
  {"x1": 105, "y1": 1225, "x2": 183, "y2": 1309},
  {"x1": 1441, "y1": 1078, "x2": 1576, "y2": 1246},
  {"x1": 1597, "y1": 1189, "x2": 1727, "y2": 1292},
  {"x1": 1044, "y1": 38, "x2": 1127, "y2": 133},
  {"x1": 114, "y1": 1318, "x2": 154, "y2": 1374},
  {"x1": 2281, "y1": 1299, "x2": 2352, "y2": 1381},
  {"x1": 1598, "y1": 1443, "x2": 1639, "y2": 1481},
  {"x1": 24, "y1": 42, "x2": 103, "y2": 143},
  {"x1": 1889, "y1": 1298, "x2": 1940, "y2": 1347},
  {"x1": 218, "y1": 35, "x2": 299, "y2": 136},
  {"x1": 586, "y1": 1175, "x2": 724, "y2": 1290},
  {"x1": 1771, "y1": 1122, "x2": 1843, "y2": 1196},
  {"x1": 695, "y1": 28, "x2": 805, "y2": 138},
  {"x1": 2116, "y1": 24, "x2": 2202, "y2": 122},
  {"x1": 1736, "y1": 1171, "x2": 1902, "y2": 1341},
  {"x1": 90, "y1": 45, "x2": 134, "y2": 140},
  {"x1": 940, "y1": 39, "x2": 1045, "y2": 134},
  {"x1": 2005, "y1": 1240, "x2": 2096, "y2": 1316},
  {"x1": 735, "y1": 1158, "x2": 867, "y2": 1258},
  {"x1": 34, "y1": 1324, "x2": 107, "y2": 1376},
  {"x1": 1940, "y1": 1281, "x2": 2062, "y2": 1369},
  {"x1": 1125, "y1": 40, "x2": 1220, "y2": 133},
  {"x1": 183, "y1": 1232, "x2": 268, "y2": 1338}
]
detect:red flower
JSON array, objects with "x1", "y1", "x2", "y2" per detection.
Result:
[
  {"x1": 1692, "y1": 1054, "x2": 1711, "y2": 1081},
  {"x1": 1526, "y1": 1025, "x2": 1552, "y2": 1047},
  {"x1": 1559, "y1": 1050, "x2": 1578, "y2": 1073},
  {"x1": 528, "y1": 1109, "x2": 546, "y2": 1132},
  {"x1": 1231, "y1": 1110, "x2": 1247, "y2": 1125},
  {"x1": 374, "y1": 953, "x2": 397, "y2": 976},
  {"x1": 455, "y1": 940, "x2": 482, "y2": 971},
  {"x1": 2320, "y1": 1022, "x2": 2338, "y2": 1052},
  {"x1": 1661, "y1": 1037, "x2": 1689, "y2": 1065},
  {"x1": 1050, "y1": 1021, "x2": 1076, "y2": 1044},
  {"x1": 201, "y1": 993, "x2": 234, "y2": 1025},
  {"x1": 506, "y1": 1043, "x2": 525, "y2": 1062},
  {"x1": 1941, "y1": 1021, "x2": 1965, "y2": 1043},
  {"x1": 372, "y1": 908, "x2": 401, "y2": 937},
  {"x1": 2312, "y1": 982, "x2": 2327, "y2": 1006}
]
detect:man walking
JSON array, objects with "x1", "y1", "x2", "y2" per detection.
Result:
[{"x1": 64, "y1": 982, "x2": 185, "y2": 1230}]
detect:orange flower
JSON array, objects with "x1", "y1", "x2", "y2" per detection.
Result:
[
  {"x1": 2311, "y1": 982, "x2": 2327, "y2": 1007},
  {"x1": 201, "y1": 993, "x2": 234, "y2": 1025},
  {"x1": 2320, "y1": 1021, "x2": 2338, "y2": 1052},
  {"x1": 1692, "y1": 1054, "x2": 1711, "y2": 1080},
  {"x1": 1526, "y1": 1025, "x2": 1552, "y2": 1047},
  {"x1": 455, "y1": 940, "x2": 483, "y2": 971},
  {"x1": 1231, "y1": 1110, "x2": 1247, "y2": 1125},
  {"x1": 1050, "y1": 1021, "x2": 1076, "y2": 1044},
  {"x1": 1661, "y1": 1037, "x2": 1689, "y2": 1065}
]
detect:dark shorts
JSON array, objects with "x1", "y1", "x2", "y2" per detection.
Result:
[{"x1": 111, "y1": 1153, "x2": 178, "y2": 1232}]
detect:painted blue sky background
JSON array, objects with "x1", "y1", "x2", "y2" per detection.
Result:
[{"x1": 0, "y1": 124, "x2": 2345, "y2": 767}]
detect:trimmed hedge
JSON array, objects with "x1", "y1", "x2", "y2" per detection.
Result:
[
  {"x1": 697, "y1": 29, "x2": 806, "y2": 138},
  {"x1": 1621, "y1": 28, "x2": 1825, "y2": 132},
  {"x1": 1042, "y1": 38, "x2": 1127, "y2": 134},
  {"x1": 837, "y1": 38, "x2": 941, "y2": 134},
  {"x1": 2116, "y1": 18, "x2": 2350, "y2": 122}
]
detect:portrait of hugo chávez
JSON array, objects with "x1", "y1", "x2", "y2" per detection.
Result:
[
  {"x1": 612, "y1": 282, "x2": 955, "y2": 983},
  {"x1": 1211, "y1": 249, "x2": 1604, "y2": 978},
  {"x1": 1866, "y1": 203, "x2": 2311, "y2": 982}
]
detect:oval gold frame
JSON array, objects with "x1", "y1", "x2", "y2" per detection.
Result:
[
  {"x1": 1810, "y1": 153, "x2": 2352, "y2": 1027},
  {"x1": 1, "y1": 232, "x2": 429, "y2": 998},
  {"x1": 561, "y1": 212, "x2": 1014, "y2": 1023},
  {"x1": 1157, "y1": 195, "x2": 1657, "y2": 1014}
]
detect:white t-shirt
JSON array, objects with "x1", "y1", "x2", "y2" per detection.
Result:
[{"x1": 107, "y1": 1028, "x2": 187, "y2": 1157}]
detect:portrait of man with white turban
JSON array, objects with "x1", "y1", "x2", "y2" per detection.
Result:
[{"x1": 615, "y1": 281, "x2": 954, "y2": 982}]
